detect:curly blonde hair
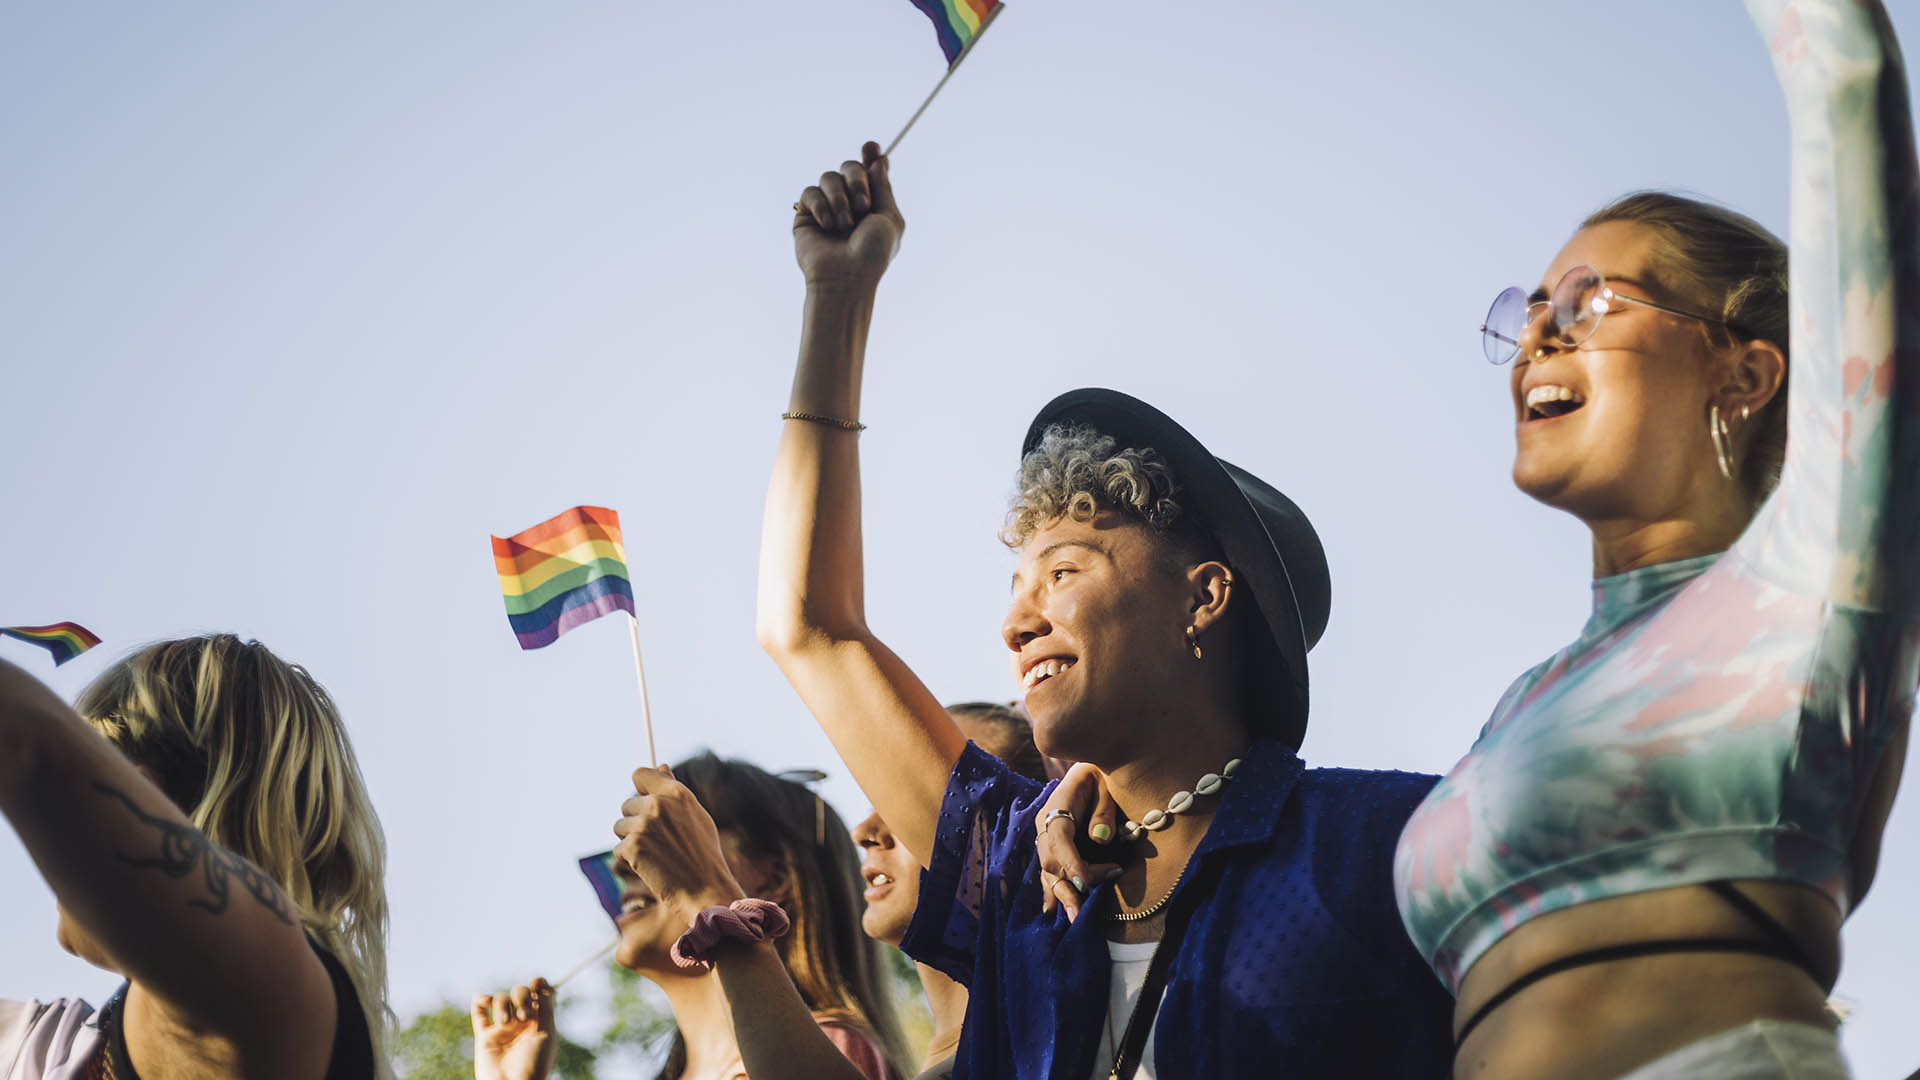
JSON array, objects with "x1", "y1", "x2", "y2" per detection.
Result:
[{"x1": 1002, "y1": 424, "x2": 1202, "y2": 557}]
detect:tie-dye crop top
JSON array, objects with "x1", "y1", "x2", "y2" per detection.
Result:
[{"x1": 1394, "y1": 0, "x2": 1920, "y2": 995}]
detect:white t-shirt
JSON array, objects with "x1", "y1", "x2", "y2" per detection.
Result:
[
  {"x1": 1092, "y1": 941, "x2": 1162, "y2": 1080},
  {"x1": 0, "y1": 999, "x2": 106, "y2": 1080}
]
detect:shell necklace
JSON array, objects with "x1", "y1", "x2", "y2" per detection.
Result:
[
  {"x1": 1107, "y1": 755, "x2": 1242, "y2": 923},
  {"x1": 1119, "y1": 756, "x2": 1242, "y2": 840}
]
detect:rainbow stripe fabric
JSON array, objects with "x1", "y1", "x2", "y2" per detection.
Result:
[
  {"x1": 909, "y1": 0, "x2": 1000, "y2": 65},
  {"x1": 1, "y1": 622, "x2": 101, "y2": 666},
  {"x1": 492, "y1": 505, "x2": 634, "y2": 650},
  {"x1": 579, "y1": 849, "x2": 625, "y2": 923}
]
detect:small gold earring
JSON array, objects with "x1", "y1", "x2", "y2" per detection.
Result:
[{"x1": 1185, "y1": 625, "x2": 1203, "y2": 661}]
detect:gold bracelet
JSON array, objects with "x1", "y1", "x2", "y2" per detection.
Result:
[{"x1": 781, "y1": 411, "x2": 867, "y2": 432}]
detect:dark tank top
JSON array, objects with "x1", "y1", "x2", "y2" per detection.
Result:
[{"x1": 98, "y1": 942, "x2": 374, "y2": 1079}]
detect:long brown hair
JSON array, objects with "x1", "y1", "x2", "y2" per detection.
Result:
[
  {"x1": 1582, "y1": 191, "x2": 1791, "y2": 508},
  {"x1": 76, "y1": 634, "x2": 393, "y2": 1077},
  {"x1": 654, "y1": 753, "x2": 912, "y2": 1079}
]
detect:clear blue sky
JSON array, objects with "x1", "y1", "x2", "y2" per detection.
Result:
[{"x1": 3, "y1": 1, "x2": 1917, "y2": 1074}]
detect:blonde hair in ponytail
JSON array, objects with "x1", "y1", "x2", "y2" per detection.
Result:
[{"x1": 76, "y1": 634, "x2": 393, "y2": 1077}]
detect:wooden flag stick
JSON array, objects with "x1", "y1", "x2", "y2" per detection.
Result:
[
  {"x1": 552, "y1": 937, "x2": 619, "y2": 990},
  {"x1": 883, "y1": 4, "x2": 1006, "y2": 157},
  {"x1": 626, "y1": 614, "x2": 658, "y2": 768}
]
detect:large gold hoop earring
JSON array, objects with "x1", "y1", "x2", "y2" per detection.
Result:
[{"x1": 1710, "y1": 403, "x2": 1736, "y2": 481}]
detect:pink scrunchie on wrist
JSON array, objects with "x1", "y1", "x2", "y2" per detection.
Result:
[{"x1": 670, "y1": 899, "x2": 792, "y2": 971}]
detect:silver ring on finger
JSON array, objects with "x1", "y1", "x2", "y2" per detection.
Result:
[{"x1": 1041, "y1": 808, "x2": 1076, "y2": 833}]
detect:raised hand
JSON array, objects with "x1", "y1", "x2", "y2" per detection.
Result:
[
  {"x1": 793, "y1": 141, "x2": 904, "y2": 289},
  {"x1": 613, "y1": 766, "x2": 749, "y2": 925},
  {"x1": 1036, "y1": 763, "x2": 1124, "y2": 922},
  {"x1": 472, "y1": 978, "x2": 557, "y2": 1080}
]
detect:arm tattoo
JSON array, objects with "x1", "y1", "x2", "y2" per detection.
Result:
[{"x1": 90, "y1": 780, "x2": 296, "y2": 926}]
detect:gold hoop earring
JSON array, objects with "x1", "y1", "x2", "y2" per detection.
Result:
[
  {"x1": 1710, "y1": 403, "x2": 1736, "y2": 481},
  {"x1": 1185, "y1": 625, "x2": 1203, "y2": 661}
]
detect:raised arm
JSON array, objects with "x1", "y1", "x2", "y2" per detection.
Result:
[
  {"x1": 1739, "y1": 0, "x2": 1920, "y2": 611},
  {"x1": 0, "y1": 658, "x2": 336, "y2": 1074},
  {"x1": 755, "y1": 143, "x2": 968, "y2": 859},
  {"x1": 612, "y1": 768, "x2": 874, "y2": 1080}
]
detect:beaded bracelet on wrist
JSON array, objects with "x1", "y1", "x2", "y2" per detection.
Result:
[{"x1": 781, "y1": 410, "x2": 866, "y2": 432}]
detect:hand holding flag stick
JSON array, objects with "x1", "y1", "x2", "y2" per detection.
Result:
[{"x1": 886, "y1": 0, "x2": 1005, "y2": 157}]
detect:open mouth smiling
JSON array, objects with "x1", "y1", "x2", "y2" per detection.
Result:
[
  {"x1": 617, "y1": 891, "x2": 657, "y2": 923},
  {"x1": 1524, "y1": 384, "x2": 1587, "y2": 421},
  {"x1": 1021, "y1": 657, "x2": 1076, "y2": 691}
]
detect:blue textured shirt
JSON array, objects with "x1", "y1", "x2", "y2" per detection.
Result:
[{"x1": 900, "y1": 738, "x2": 1454, "y2": 1079}]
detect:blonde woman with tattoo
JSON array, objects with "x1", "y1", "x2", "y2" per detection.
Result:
[{"x1": 0, "y1": 635, "x2": 389, "y2": 1080}]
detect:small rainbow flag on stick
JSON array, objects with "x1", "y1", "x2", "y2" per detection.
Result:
[
  {"x1": 492, "y1": 505, "x2": 659, "y2": 765},
  {"x1": 578, "y1": 849, "x2": 625, "y2": 923},
  {"x1": 2, "y1": 623, "x2": 101, "y2": 667},
  {"x1": 492, "y1": 505, "x2": 634, "y2": 651},
  {"x1": 885, "y1": 0, "x2": 1006, "y2": 156},
  {"x1": 910, "y1": 0, "x2": 1001, "y2": 67}
]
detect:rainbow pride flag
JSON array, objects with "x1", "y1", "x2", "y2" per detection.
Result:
[
  {"x1": 578, "y1": 849, "x2": 625, "y2": 923},
  {"x1": 909, "y1": 0, "x2": 1001, "y2": 66},
  {"x1": 492, "y1": 505, "x2": 635, "y2": 650},
  {"x1": 1, "y1": 623, "x2": 101, "y2": 666}
]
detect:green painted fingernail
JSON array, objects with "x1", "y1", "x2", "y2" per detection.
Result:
[
  {"x1": 1090, "y1": 823, "x2": 1113, "y2": 842},
  {"x1": 1072, "y1": 876, "x2": 1086, "y2": 893}
]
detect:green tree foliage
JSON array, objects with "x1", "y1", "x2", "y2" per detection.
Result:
[
  {"x1": 391, "y1": 962, "x2": 668, "y2": 1079},
  {"x1": 394, "y1": 953, "x2": 934, "y2": 1078}
]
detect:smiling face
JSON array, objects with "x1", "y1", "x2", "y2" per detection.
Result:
[
  {"x1": 1002, "y1": 512, "x2": 1201, "y2": 765},
  {"x1": 1509, "y1": 221, "x2": 1733, "y2": 521}
]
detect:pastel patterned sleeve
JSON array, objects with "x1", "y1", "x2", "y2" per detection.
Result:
[{"x1": 1738, "y1": 0, "x2": 1920, "y2": 614}]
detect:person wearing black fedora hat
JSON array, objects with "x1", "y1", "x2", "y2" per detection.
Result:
[{"x1": 756, "y1": 143, "x2": 1452, "y2": 1079}]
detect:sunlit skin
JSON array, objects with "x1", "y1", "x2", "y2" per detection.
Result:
[
  {"x1": 475, "y1": 825, "x2": 784, "y2": 1080},
  {"x1": 1001, "y1": 512, "x2": 1259, "y2": 944},
  {"x1": 614, "y1": 829, "x2": 778, "y2": 973},
  {"x1": 852, "y1": 707, "x2": 1038, "y2": 943},
  {"x1": 1002, "y1": 513, "x2": 1236, "y2": 768},
  {"x1": 1450, "y1": 221, "x2": 1854, "y2": 1080},
  {"x1": 1509, "y1": 220, "x2": 1784, "y2": 577},
  {"x1": 854, "y1": 709, "x2": 1052, "y2": 1069},
  {"x1": 54, "y1": 762, "x2": 177, "y2": 973}
]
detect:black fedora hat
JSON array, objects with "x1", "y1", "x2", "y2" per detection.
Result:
[{"x1": 1021, "y1": 388, "x2": 1330, "y2": 750}]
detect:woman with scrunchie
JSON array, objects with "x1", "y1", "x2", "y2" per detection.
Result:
[
  {"x1": 754, "y1": 145, "x2": 1454, "y2": 1078},
  {"x1": 0, "y1": 636, "x2": 389, "y2": 1080},
  {"x1": 473, "y1": 754, "x2": 910, "y2": 1080}
]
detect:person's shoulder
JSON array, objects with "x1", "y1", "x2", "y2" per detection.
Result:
[
  {"x1": 813, "y1": 1017, "x2": 898, "y2": 1080},
  {"x1": 941, "y1": 740, "x2": 1051, "y2": 835},
  {"x1": 1297, "y1": 766, "x2": 1440, "y2": 810}
]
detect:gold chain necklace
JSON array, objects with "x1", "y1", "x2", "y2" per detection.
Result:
[{"x1": 1107, "y1": 876, "x2": 1181, "y2": 923}]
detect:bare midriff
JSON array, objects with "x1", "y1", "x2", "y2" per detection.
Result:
[{"x1": 1450, "y1": 880, "x2": 1840, "y2": 1080}]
